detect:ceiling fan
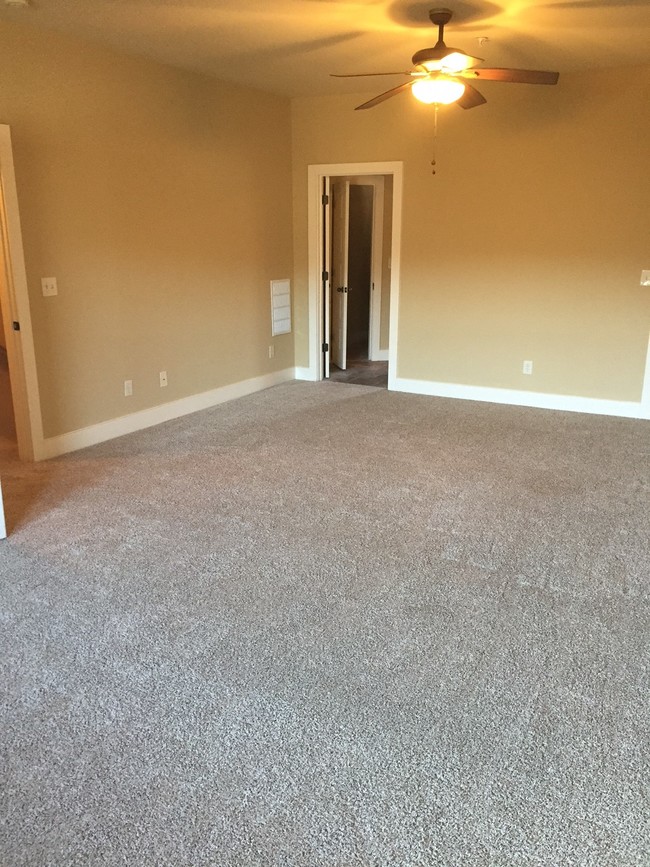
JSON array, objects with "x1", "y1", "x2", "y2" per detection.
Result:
[{"x1": 332, "y1": 8, "x2": 559, "y2": 111}]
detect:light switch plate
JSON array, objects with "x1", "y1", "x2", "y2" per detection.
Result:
[{"x1": 41, "y1": 277, "x2": 58, "y2": 296}]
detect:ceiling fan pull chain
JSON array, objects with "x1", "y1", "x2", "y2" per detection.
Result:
[{"x1": 431, "y1": 103, "x2": 439, "y2": 175}]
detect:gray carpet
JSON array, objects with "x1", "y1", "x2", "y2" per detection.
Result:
[{"x1": 1, "y1": 381, "x2": 648, "y2": 866}]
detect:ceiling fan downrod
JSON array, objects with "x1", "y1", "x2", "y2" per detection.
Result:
[{"x1": 429, "y1": 8, "x2": 453, "y2": 45}]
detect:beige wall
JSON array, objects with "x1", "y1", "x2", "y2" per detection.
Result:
[
  {"x1": 0, "y1": 21, "x2": 294, "y2": 438},
  {"x1": 2, "y1": 16, "x2": 649, "y2": 442},
  {"x1": 292, "y1": 67, "x2": 650, "y2": 401}
]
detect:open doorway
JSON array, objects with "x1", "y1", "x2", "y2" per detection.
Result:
[
  {"x1": 328, "y1": 176, "x2": 392, "y2": 388},
  {"x1": 327, "y1": 174, "x2": 391, "y2": 388},
  {"x1": 306, "y1": 161, "x2": 403, "y2": 388},
  {"x1": 344, "y1": 183, "x2": 373, "y2": 363}
]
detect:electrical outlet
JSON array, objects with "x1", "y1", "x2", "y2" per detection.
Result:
[
  {"x1": 522, "y1": 360, "x2": 533, "y2": 375},
  {"x1": 641, "y1": 270, "x2": 650, "y2": 286},
  {"x1": 159, "y1": 370, "x2": 168, "y2": 387},
  {"x1": 41, "y1": 277, "x2": 58, "y2": 296},
  {"x1": 124, "y1": 379, "x2": 133, "y2": 397},
  {"x1": 268, "y1": 345, "x2": 274, "y2": 359}
]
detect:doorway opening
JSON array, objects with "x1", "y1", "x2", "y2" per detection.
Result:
[
  {"x1": 328, "y1": 176, "x2": 391, "y2": 387},
  {"x1": 306, "y1": 162, "x2": 403, "y2": 388}
]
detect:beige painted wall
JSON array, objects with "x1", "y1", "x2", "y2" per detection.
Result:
[
  {"x1": 292, "y1": 66, "x2": 650, "y2": 401},
  {"x1": 0, "y1": 21, "x2": 293, "y2": 438}
]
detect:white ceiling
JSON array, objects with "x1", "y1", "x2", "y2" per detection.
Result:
[{"x1": 2, "y1": 0, "x2": 649, "y2": 98}]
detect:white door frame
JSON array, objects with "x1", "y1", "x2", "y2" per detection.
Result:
[
  {"x1": 307, "y1": 161, "x2": 403, "y2": 386},
  {"x1": 0, "y1": 125, "x2": 43, "y2": 461}
]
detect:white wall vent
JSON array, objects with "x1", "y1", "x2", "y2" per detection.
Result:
[{"x1": 271, "y1": 279, "x2": 291, "y2": 336}]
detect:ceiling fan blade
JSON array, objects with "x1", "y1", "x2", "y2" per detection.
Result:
[
  {"x1": 331, "y1": 72, "x2": 412, "y2": 78},
  {"x1": 355, "y1": 81, "x2": 413, "y2": 111},
  {"x1": 466, "y1": 68, "x2": 560, "y2": 85},
  {"x1": 456, "y1": 84, "x2": 487, "y2": 109}
]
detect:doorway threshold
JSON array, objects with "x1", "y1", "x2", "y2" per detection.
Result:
[{"x1": 328, "y1": 358, "x2": 388, "y2": 388}]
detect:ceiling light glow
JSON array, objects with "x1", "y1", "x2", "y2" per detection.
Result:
[{"x1": 412, "y1": 77, "x2": 466, "y2": 105}]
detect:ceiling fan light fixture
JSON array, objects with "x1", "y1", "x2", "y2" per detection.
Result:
[
  {"x1": 412, "y1": 76, "x2": 466, "y2": 105},
  {"x1": 337, "y1": 7, "x2": 558, "y2": 116}
]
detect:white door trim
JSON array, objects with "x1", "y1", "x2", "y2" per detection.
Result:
[
  {"x1": 0, "y1": 125, "x2": 44, "y2": 460},
  {"x1": 307, "y1": 161, "x2": 403, "y2": 384}
]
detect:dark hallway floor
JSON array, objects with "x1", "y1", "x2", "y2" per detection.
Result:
[{"x1": 329, "y1": 352, "x2": 388, "y2": 388}]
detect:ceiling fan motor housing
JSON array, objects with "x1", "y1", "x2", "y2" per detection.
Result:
[
  {"x1": 412, "y1": 46, "x2": 464, "y2": 67},
  {"x1": 413, "y1": 9, "x2": 462, "y2": 69},
  {"x1": 429, "y1": 8, "x2": 453, "y2": 26}
]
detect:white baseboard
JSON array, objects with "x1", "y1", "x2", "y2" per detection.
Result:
[
  {"x1": 371, "y1": 349, "x2": 389, "y2": 362},
  {"x1": 294, "y1": 366, "x2": 318, "y2": 381},
  {"x1": 38, "y1": 367, "x2": 650, "y2": 459},
  {"x1": 42, "y1": 368, "x2": 296, "y2": 458},
  {"x1": 390, "y1": 376, "x2": 650, "y2": 420}
]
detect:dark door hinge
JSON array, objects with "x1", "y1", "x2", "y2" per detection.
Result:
[
  {"x1": 322, "y1": 194, "x2": 329, "y2": 205},
  {"x1": 12, "y1": 321, "x2": 20, "y2": 331},
  {"x1": 322, "y1": 342, "x2": 329, "y2": 353},
  {"x1": 321, "y1": 270, "x2": 329, "y2": 282}
]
